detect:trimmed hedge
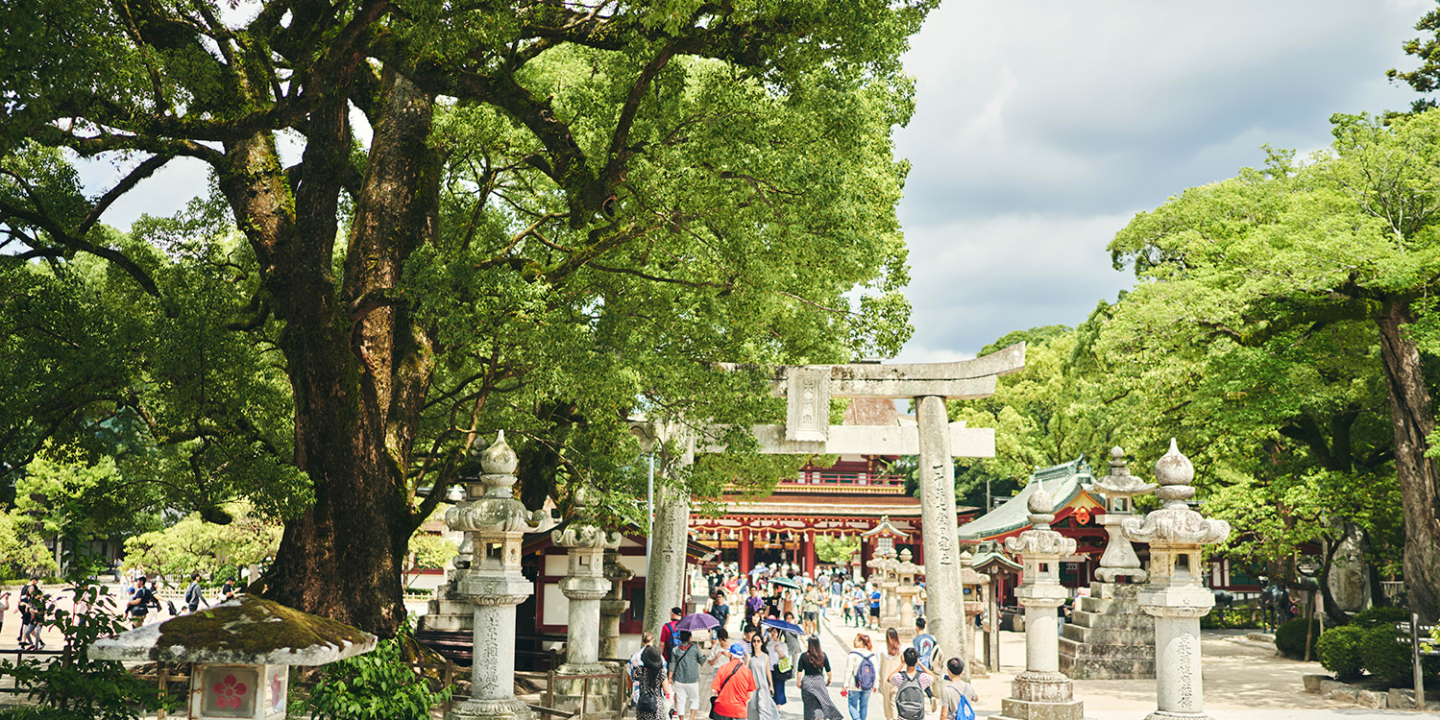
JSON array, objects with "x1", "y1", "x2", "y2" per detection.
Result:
[
  {"x1": 1360, "y1": 624, "x2": 1440, "y2": 686},
  {"x1": 1351, "y1": 606, "x2": 1410, "y2": 630},
  {"x1": 1316, "y1": 625, "x2": 1365, "y2": 680},
  {"x1": 1276, "y1": 618, "x2": 1320, "y2": 660}
]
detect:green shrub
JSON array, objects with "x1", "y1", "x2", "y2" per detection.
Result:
[
  {"x1": 304, "y1": 621, "x2": 451, "y2": 720},
  {"x1": 1351, "y1": 606, "x2": 1410, "y2": 629},
  {"x1": 1200, "y1": 606, "x2": 1261, "y2": 630},
  {"x1": 1360, "y1": 624, "x2": 1440, "y2": 686},
  {"x1": 1316, "y1": 626, "x2": 1366, "y2": 680},
  {"x1": 1275, "y1": 618, "x2": 1320, "y2": 659}
]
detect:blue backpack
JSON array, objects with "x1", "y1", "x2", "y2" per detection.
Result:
[{"x1": 853, "y1": 652, "x2": 876, "y2": 691}]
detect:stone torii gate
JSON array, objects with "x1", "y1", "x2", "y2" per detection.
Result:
[{"x1": 640, "y1": 344, "x2": 1026, "y2": 669}]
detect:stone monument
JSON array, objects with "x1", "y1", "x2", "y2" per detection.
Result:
[
  {"x1": 552, "y1": 486, "x2": 623, "y2": 712},
  {"x1": 1060, "y1": 447, "x2": 1158, "y2": 679},
  {"x1": 599, "y1": 549, "x2": 633, "y2": 660},
  {"x1": 1121, "y1": 440, "x2": 1231, "y2": 720},
  {"x1": 446, "y1": 432, "x2": 558, "y2": 720},
  {"x1": 995, "y1": 486, "x2": 1086, "y2": 720}
]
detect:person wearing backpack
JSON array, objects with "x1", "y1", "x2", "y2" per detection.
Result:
[
  {"x1": 184, "y1": 573, "x2": 208, "y2": 614},
  {"x1": 889, "y1": 647, "x2": 933, "y2": 720},
  {"x1": 911, "y1": 618, "x2": 940, "y2": 674},
  {"x1": 661, "y1": 606, "x2": 684, "y2": 663},
  {"x1": 843, "y1": 633, "x2": 878, "y2": 720},
  {"x1": 671, "y1": 631, "x2": 704, "y2": 720},
  {"x1": 938, "y1": 658, "x2": 978, "y2": 720}
]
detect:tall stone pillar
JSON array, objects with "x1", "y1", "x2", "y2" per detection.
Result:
[
  {"x1": 1122, "y1": 440, "x2": 1231, "y2": 720},
  {"x1": 599, "y1": 550, "x2": 633, "y2": 661},
  {"x1": 553, "y1": 487, "x2": 623, "y2": 712},
  {"x1": 914, "y1": 395, "x2": 967, "y2": 671},
  {"x1": 995, "y1": 486, "x2": 1085, "y2": 720},
  {"x1": 446, "y1": 432, "x2": 557, "y2": 720},
  {"x1": 643, "y1": 422, "x2": 695, "y2": 640}
]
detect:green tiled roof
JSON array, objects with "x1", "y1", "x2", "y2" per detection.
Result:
[{"x1": 957, "y1": 456, "x2": 1094, "y2": 540}]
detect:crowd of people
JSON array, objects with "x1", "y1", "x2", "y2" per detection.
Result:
[{"x1": 628, "y1": 562, "x2": 977, "y2": 720}]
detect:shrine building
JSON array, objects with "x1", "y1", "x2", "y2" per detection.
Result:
[{"x1": 688, "y1": 399, "x2": 978, "y2": 575}]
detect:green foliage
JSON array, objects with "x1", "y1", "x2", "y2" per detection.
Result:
[
  {"x1": 303, "y1": 624, "x2": 451, "y2": 720},
  {"x1": 1316, "y1": 625, "x2": 1367, "y2": 680},
  {"x1": 1198, "y1": 607, "x2": 1261, "y2": 630},
  {"x1": 1275, "y1": 618, "x2": 1320, "y2": 660},
  {"x1": 814, "y1": 535, "x2": 859, "y2": 564},
  {"x1": 0, "y1": 581, "x2": 174, "y2": 719},
  {"x1": 1352, "y1": 606, "x2": 1412, "y2": 630},
  {"x1": 121, "y1": 504, "x2": 281, "y2": 587},
  {"x1": 1353, "y1": 624, "x2": 1434, "y2": 685}
]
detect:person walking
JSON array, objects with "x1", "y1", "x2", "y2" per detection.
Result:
[
  {"x1": 710, "y1": 592, "x2": 731, "y2": 630},
  {"x1": 184, "y1": 573, "x2": 208, "y2": 614},
  {"x1": 671, "y1": 631, "x2": 703, "y2": 720},
  {"x1": 711, "y1": 643, "x2": 757, "y2": 720},
  {"x1": 635, "y1": 645, "x2": 672, "y2": 720},
  {"x1": 868, "y1": 586, "x2": 881, "y2": 631},
  {"x1": 0, "y1": 591, "x2": 9, "y2": 641},
  {"x1": 702, "y1": 627, "x2": 729, "y2": 708},
  {"x1": 661, "y1": 606, "x2": 684, "y2": 663},
  {"x1": 798, "y1": 636, "x2": 843, "y2": 720},
  {"x1": 19, "y1": 580, "x2": 45, "y2": 650},
  {"x1": 912, "y1": 618, "x2": 940, "y2": 674},
  {"x1": 843, "y1": 633, "x2": 878, "y2": 720},
  {"x1": 746, "y1": 635, "x2": 777, "y2": 720},
  {"x1": 125, "y1": 576, "x2": 155, "y2": 629},
  {"x1": 888, "y1": 648, "x2": 934, "y2": 720},
  {"x1": 878, "y1": 629, "x2": 904, "y2": 720},
  {"x1": 764, "y1": 626, "x2": 792, "y2": 706},
  {"x1": 938, "y1": 658, "x2": 978, "y2": 720}
]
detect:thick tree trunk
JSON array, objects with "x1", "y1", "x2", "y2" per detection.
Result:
[
  {"x1": 227, "y1": 73, "x2": 440, "y2": 636},
  {"x1": 1375, "y1": 299, "x2": 1440, "y2": 622}
]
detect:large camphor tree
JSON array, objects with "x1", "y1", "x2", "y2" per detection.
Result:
[
  {"x1": 1109, "y1": 115, "x2": 1440, "y2": 621},
  {"x1": 0, "y1": 0, "x2": 924, "y2": 634}
]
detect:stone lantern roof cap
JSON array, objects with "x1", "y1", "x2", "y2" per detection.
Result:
[
  {"x1": 1093, "y1": 446, "x2": 1158, "y2": 498},
  {"x1": 88, "y1": 595, "x2": 377, "y2": 666},
  {"x1": 860, "y1": 515, "x2": 909, "y2": 540}
]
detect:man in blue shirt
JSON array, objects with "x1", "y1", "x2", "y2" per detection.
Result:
[{"x1": 869, "y1": 585, "x2": 881, "y2": 630}]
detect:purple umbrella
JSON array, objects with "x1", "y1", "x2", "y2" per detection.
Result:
[{"x1": 676, "y1": 612, "x2": 720, "y2": 632}]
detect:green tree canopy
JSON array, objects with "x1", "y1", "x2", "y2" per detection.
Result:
[{"x1": 0, "y1": 0, "x2": 927, "y2": 633}]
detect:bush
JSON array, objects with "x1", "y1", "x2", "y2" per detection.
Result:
[
  {"x1": 1200, "y1": 606, "x2": 1260, "y2": 630},
  {"x1": 1351, "y1": 606, "x2": 1410, "y2": 629},
  {"x1": 303, "y1": 621, "x2": 451, "y2": 720},
  {"x1": 1360, "y1": 624, "x2": 1440, "y2": 686},
  {"x1": 1316, "y1": 626, "x2": 1366, "y2": 680},
  {"x1": 1275, "y1": 618, "x2": 1320, "y2": 659}
]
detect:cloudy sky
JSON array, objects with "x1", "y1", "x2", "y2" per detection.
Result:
[
  {"x1": 75, "y1": 1, "x2": 1433, "y2": 364},
  {"x1": 890, "y1": 0, "x2": 1432, "y2": 362}
]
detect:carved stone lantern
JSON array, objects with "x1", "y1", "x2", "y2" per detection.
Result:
[
  {"x1": 552, "y1": 485, "x2": 622, "y2": 712},
  {"x1": 446, "y1": 431, "x2": 558, "y2": 720},
  {"x1": 89, "y1": 596, "x2": 376, "y2": 720},
  {"x1": 599, "y1": 549, "x2": 634, "y2": 661},
  {"x1": 892, "y1": 548, "x2": 923, "y2": 638},
  {"x1": 1122, "y1": 440, "x2": 1230, "y2": 720},
  {"x1": 959, "y1": 551, "x2": 989, "y2": 678},
  {"x1": 995, "y1": 486, "x2": 1085, "y2": 720},
  {"x1": 1094, "y1": 447, "x2": 1157, "y2": 584}
]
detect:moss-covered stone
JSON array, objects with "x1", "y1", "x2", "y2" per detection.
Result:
[{"x1": 149, "y1": 596, "x2": 375, "y2": 665}]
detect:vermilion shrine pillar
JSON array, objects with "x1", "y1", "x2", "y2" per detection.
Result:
[
  {"x1": 740, "y1": 530, "x2": 754, "y2": 573},
  {"x1": 804, "y1": 531, "x2": 817, "y2": 574}
]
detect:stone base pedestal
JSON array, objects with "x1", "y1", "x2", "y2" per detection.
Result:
[
  {"x1": 553, "y1": 664, "x2": 617, "y2": 714},
  {"x1": 449, "y1": 696, "x2": 533, "y2": 720},
  {"x1": 419, "y1": 582, "x2": 475, "y2": 634},
  {"x1": 995, "y1": 697, "x2": 1086, "y2": 720},
  {"x1": 1059, "y1": 582, "x2": 1155, "y2": 680},
  {"x1": 993, "y1": 671, "x2": 1087, "y2": 720},
  {"x1": 1141, "y1": 712, "x2": 1211, "y2": 720}
]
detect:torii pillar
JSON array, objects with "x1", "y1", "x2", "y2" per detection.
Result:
[{"x1": 758, "y1": 344, "x2": 1027, "y2": 679}]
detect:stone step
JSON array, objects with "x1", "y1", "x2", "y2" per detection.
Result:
[
  {"x1": 1059, "y1": 651, "x2": 1156, "y2": 680},
  {"x1": 1058, "y1": 637, "x2": 1155, "y2": 661},
  {"x1": 1060, "y1": 623, "x2": 1153, "y2": 645},
  {"x1": 428, "y1": 599, "x2": 472, "y2": 616},
  {"x1": 1070, "y1": 610, "x2": 1154, "y2": 630}
]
